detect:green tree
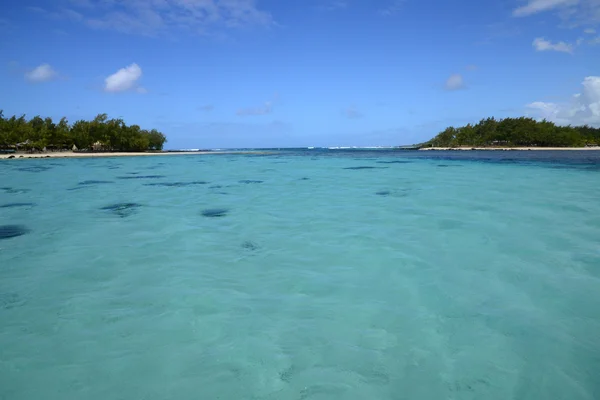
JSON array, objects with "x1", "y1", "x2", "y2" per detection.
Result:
[
  {"x1": 0, "y1": 112, "x2": 170, "y2": 151},
  {"x1": 71, "y1": 120, "x2": 91, "y2": 149},
  {"x1": 147, "y1": 129, "x2": 167, "y2": 150},
  {"x1": 423, "y1": 117, "x2": 599, "y2": 148},
  {"x1": 55, "y1": 117, "x2": 71, "y2": 148}
]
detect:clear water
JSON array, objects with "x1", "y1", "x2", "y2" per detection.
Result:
[{"x1": 1, "y1": 151, "x2": 599, "y2": 400}]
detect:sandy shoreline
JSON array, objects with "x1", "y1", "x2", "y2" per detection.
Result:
[
  {"x1": 3, "y1": 148, "x2": 599, "y2": 159},
  {"x1": 419, "y1": 147, "x2": 600, "y2": 151},
  {"x1": 0, "y1": 151, "x2": 263, "y2": 160}
]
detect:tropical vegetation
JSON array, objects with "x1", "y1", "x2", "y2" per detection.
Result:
[
  {"x1": 423, "y1": 117, "x2": 600, "y2": 148},
  {"x1": 0, "y1": 111, "x2": 167, "y2": 152}
]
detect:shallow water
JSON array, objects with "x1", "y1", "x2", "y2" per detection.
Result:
[{"x1": 1, "y1": 151, "x2": 599, "y2": 399}]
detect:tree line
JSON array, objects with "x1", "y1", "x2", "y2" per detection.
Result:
[
  {"x1": 0, "y1": 111, "x2": 167, "y2": 152},
  {"x1": 423, "y1": 117, "x2": 600, "y2": 148}
]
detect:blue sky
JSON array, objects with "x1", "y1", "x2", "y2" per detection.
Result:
[{"x1": 1, "y1": 0, "x2": 599, "y2": 149}]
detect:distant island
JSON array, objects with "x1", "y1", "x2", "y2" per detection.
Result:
[
  {"x1": 0, "y1": 111, "x2": 167, "y2": 153},
  {"x1": 419, "y1": 117, "x2": 600, "y2": 149}
]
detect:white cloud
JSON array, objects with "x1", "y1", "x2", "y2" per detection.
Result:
[
  {"x1": 444, "y1": 74, "x2": 465, "y2": 91},
  {"x1": 527, "y1": 101, "x2": 562, "y2": 120},
  {"x1": 585, "y1": 28, "x2": 597, "y2": 34},
  {"x1": 513, "y1": 0, "x2": 576, "y2": 16},
  {"x1": 25, "y1": 64, "x2": 58, "y2": 82},
  {"x1": 513, "y1": 0, "x2": 600, "y2": 26},
  {"x1": 104, "y1": 63, "x2": 144, "y2": 93},
  {"x1": 532, "y1": 37, "x2": 574, "y2": 53},
  {"x1": 526, "y1": 76, "x2": 600, "y2": 126},
  {"x1": 57, "y1": 0, "x2": 273, "y2": 36}
]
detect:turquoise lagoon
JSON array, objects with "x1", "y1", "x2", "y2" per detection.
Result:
[{"x1": 1, "y1": 150, "x2": 599, "y2": 399}]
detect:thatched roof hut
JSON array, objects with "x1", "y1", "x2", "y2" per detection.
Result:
[{"x1": 92, "y1": 141, "x2": 108, "y2": 151}]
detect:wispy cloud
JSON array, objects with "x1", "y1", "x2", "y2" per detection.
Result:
[
  {"x1": 198, "y1": 104, "x2": 215, "y2": 112},
  {"x1": 63, "y1": 9, "x2": 84, "y2": 21},
  {"x1": 584, "y1": 28, "x2": 597, "y2": 34},
  {"x1": 25, "y1": 64, "x2": 58, "y2": 83},
  {"x1": 513, "y1": 0, "x2": 600, "y2": 26},
  {"x1": 526, "y1": 76, "x2": 600, "y2": 125},
  {"x1": 27, "y1": 6, "x2": 87, "y2": 23},
  {"x1": 476, "y1": 21, "x2": 522, "y2": 45},
  {"x1": 237, "y1": 93, "x2": 280, "y2": 116},
  {"x1": 379, "y1": 0, "x2": 405, "y2": 16},
  {"x1": 51, "y1": 0, "x2": 274, "y2": 36},
  {"x1": 104, "y1": 63, "x2": 145, "y2": 93},
  {"x1": 465, "y1": 64, "x2": 478, "y2": 71},
  {"x1": 319, "y1": 1, "x2": 348, "y2": 11},
  {"x1": 342, "y1": 106, "x2": 363, "y2": 119},
  {"x1": 68, "y1": 0, "x2": 94, "y2": 8},
  {"x1": 444, "y1": 74, "x2": 465, "y2": 91},
  {"x1": 237, "y1": 102, "x2": 272, "y2": 116},
  {"x1": 532, "y1": 37, "x2": 574, "y2": 53},
  {"x1": 513, "y1": 0, "x2": 576, "y2": 17},
  {"x1": 27, "y1": 6, "x2": 47, "y2": 13}
]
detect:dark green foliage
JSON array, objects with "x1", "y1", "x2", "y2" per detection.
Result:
[
  {"x1": 423, "y1": 117, "x2": 600, "y2": 148},
  {"x1": 0, "y1": 111, "x2": 167, "y2": 152}
]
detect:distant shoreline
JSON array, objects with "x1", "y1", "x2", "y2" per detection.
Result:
[
  {"x1": 419, "y1": 147, "x2": 600, "y2": 151},
  {"x1": 0, "y1": 150, "x2": 267, "y2": 160}
]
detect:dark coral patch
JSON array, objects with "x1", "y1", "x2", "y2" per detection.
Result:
[
  {"x1": 117, "y1": 175, "x2": 165, "y2": 180},
  {"x1": 201, "y1": 208, "x2": 229, "y2": 218},
  {"x1": 0, "y1": 292, "x2": 26, "y2": 309},
  {"x1": 1, "y1": 187, "x2": 31, "y2": 194},
  {"x1": 100, "y1": 203, "x2": 142, "y2": 218},
  {"x1": 17, "y1": 165, "x2": 52, "y2": 173},
  {"x1": 144, "y1": 181, "x2": 209, "y2": 187},
  {"x1": 0, "y1": 225, "x2": 29, "y2": 240},
  {"x1": 242, "y1": 241, "x2": 259, "y2": 251},
  {"x1": 78, "y1": 180, "x2": 114, "y2": 185},
  {"x1": 0, "y1": 203, "x2": 36, "y2": 208},
  {"x1": 343, "y1": 166, "x2": 388, "y2": 170}
]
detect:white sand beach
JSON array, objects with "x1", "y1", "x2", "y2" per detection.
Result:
[
  {"x1": 419, "y1": 147, "x2": 600, "y2": 151},
  {"x1": 0, "y1": 151, "x2": 257, "y2": 160}
]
